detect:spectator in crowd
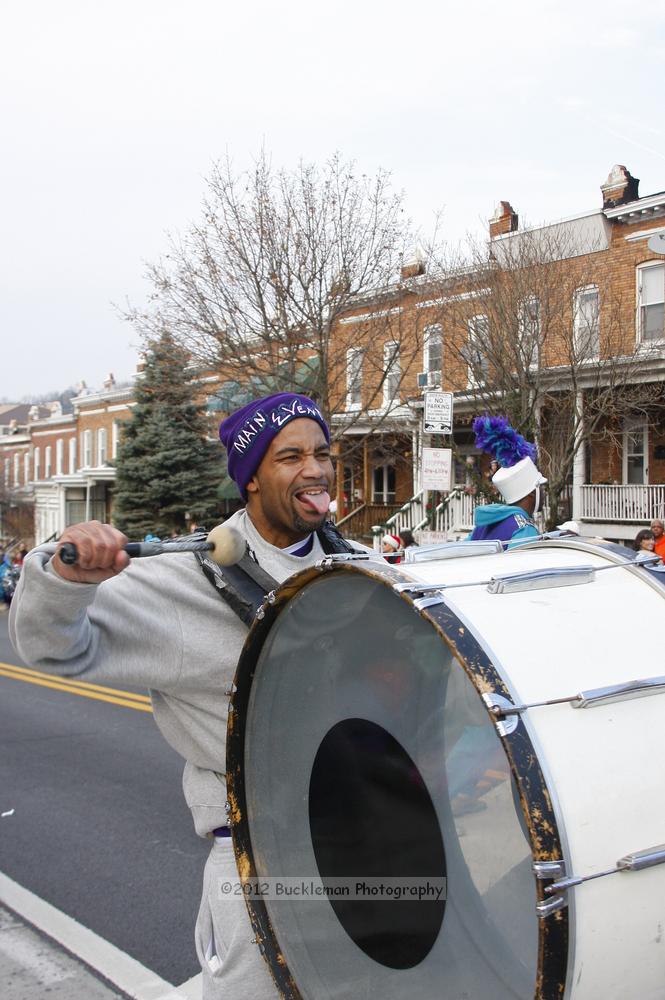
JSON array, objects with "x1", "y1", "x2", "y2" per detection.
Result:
[
  {"x1": 399, "y1": 529, "x2": 418, "y2": 550},
  {"x1": 634, "y1": 528, "x2": 657, "y2": 554},
  {"x1": 382, "y1": 533, "x2": 402, "y2": 564},
  {"x1": 650, "y1": 519, "x2": 665, "y2": 560}
]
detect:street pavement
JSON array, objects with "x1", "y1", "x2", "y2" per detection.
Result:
[
  {"x1": 0, "y1": 607, "x2": 204, "y2": 999},
  {"x1": 0, "y1": 902, "x2": 126, "y2": 1000}
]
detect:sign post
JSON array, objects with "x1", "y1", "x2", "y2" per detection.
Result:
[
  {"x1": 421, "y1": 447, "x2": 452, "y2": 492},
  {"x1": 423, "y1": 391, "x2": 453, "y2": 435}
]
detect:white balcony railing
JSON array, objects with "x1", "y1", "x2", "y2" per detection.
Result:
[
  {"x1": 431, "y1": 490, "x2": 479, "y2": 535},
  {"x1": 581, "y1": 484, "x2": 665, "y2": 523}
]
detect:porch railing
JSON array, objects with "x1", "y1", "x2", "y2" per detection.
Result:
[
  {"x1": 337, "y1": 503, "x2": 402, "y2": 540},
  {"x1": 372, "y1": 488, "x2": 480, "y2": 549},
  {"x1": 581, "y1": 484, "x2": 665, "y2": 523},
  {"x1": 430, "y1": 490, "x2": 479, "y2": 535},
  {"x1": 383, "y1": 492, "x2": 427, "y2": 538}
]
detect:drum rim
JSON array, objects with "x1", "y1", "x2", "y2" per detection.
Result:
[{"x1": 227, "y1": 557, "x2": 570, "y2": 1000}]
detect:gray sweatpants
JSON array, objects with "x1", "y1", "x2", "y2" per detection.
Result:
[{"x1": 195, "y1": 838, "x2": 280, "y2": 999}]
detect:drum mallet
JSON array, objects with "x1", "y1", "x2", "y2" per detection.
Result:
[{"x1": 57, "y1": 524, "x2": 247, "y2": 568}]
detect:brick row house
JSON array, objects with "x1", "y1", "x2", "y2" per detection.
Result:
[
  {"x1": 4, "y1": 165, "x2": 665, "y2": 548},
  {"x1": 0, "y1": 376, "x2": 134, "y2": 546},
  {"x1": 328, "y1": 165, "x2": 665, "y2": 544}
]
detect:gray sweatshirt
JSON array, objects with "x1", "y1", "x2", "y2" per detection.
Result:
[{"x1": 9, "y1": 510, "x2": 342, "y2": 837}]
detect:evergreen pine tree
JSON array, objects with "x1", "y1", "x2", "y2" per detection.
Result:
[{"x1": 113, "y1": 335, "x2": 223, "y2": 538}]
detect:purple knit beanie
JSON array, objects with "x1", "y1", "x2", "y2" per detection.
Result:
[{"x1": 219, "y1": 393, "x2": 330, "y2": 499}]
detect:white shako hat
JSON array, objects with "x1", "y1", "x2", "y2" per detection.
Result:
[{"x1": 492, "y1": 456, "x2": 547, "y2": 505}]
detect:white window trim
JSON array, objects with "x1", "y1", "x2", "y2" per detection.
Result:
[
  {"x1": 382, "y1": 341, "x2": 401, "y2": 408},
  {"x1": 34, "y1": 447, "x2": 41, "y2": 480},
  {"x1": 45, "y1": 445, "x2": 52, "y2": 480},
  {"x1": 97, "y1": 427, "x2": 108, "y2": 466},
  {"x1": 345, "y1": 347, "x2": 364, "y2": 411},
  {"x1": 423, "y1": 324, "x2": 442, "y2": 387},
  {"x1": 24, "y1": 453, "x2": 30, "y2": 484},
  {"x1": 573, "y1": 284, "x2": 600, "y2": 361},
  {"x1": 56, "y1": 438, "x2": 64, "y2": 475},
  {"x1": 82, "y1": 430, "x2": 93, "y2": 468},
  {"x1": 69, "y1": 437, "x2": 77, "y2": 474},
  {"x1": 466, "y1": 314, "x2": 489, "y2": 388},
  {"x1": 518, "y1": 295, "x2": 540, "y2": 369},
  {"x1": 372, "y1": 463, "x2": 396, "y2": 503},
  {"x1": 622, "y1": 419, "x2": 648, "y2": 484},
  {"x1": 636, "y1": 260, "x2": 665, "y2": 346}
]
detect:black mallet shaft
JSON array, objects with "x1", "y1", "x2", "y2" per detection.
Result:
[{"x1": 57, "y1": 524, "x2": 247, "y2": 568}]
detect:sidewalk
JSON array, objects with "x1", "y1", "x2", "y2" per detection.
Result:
[{"x1": 0, "y1": 873, "x2": 201, "y2": 1000}]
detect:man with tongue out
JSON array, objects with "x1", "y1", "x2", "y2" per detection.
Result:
[
  {"x1": 220, "y1": 392, "x2": 335, "y2": 556},
  {"x1": 10, "y1": 393, "x2": 359, "y2": 1000}
]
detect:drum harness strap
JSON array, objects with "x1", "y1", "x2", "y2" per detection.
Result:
[
  {"x1": 195, "y1": 520, "x2": 355, "y2": 628},
  {"x1": 196, "y1": 522, "x2": 355, "y2": 833}
]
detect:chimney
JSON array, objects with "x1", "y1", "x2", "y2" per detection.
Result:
[
  {"x1": 489, "y1": 201, "x2": 519, "y2": 239},
  {"x1": 601, "y1": 165, "x2": 639, "y2": 209},
  {"x1": 400, "y1": 248, "x2": 427, "y2": 281},
  {"x1": 103, "y1": 372, "x2": 116, "y2": 391}
]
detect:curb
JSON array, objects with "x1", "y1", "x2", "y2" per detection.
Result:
[{"x1": 0, "y1": 872, "x2": 201, "y2": 999}]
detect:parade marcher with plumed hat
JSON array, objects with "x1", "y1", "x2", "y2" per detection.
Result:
[
  {"x1": 10, "y1": 392, "x2": 363, "y2": 1000},
  {"x1": 468, "y1": 415, "x2": 547, "y2": 543}
]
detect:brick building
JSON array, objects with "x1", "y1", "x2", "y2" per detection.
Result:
[
  {"x1": 4, "y1": 164, "x2": 665, "y2": 548},
  {"x1": 0, "y1": 376, "x2": 134, "y2": 546},
  {"x1": 329, "y1": 165, "x2": 665, "y2": 543}
]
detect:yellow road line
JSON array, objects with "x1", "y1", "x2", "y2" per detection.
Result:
[
  {"x1": 0, "y1": 662, "x2": 151, "y2": 703},
  {"x1": 0, "y1": 665, "x2": 153, "y2": 712}
]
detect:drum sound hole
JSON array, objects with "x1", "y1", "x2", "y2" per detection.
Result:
[{"x1": 308, "y1": 718, "x2": 446, "y2": 970}]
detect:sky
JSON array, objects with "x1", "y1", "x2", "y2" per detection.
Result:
[{"x1": 2, "y1": 0, "x2": 665, "y2": 400}]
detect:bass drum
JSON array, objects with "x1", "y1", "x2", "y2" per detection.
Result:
[{"x1": 226, "y1": 537, "x2": 665, "y2": 1000}]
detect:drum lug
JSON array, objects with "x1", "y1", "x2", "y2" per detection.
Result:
[
  {"x1": 413, "y1": 594, "x2": 447, "y2": 610},
  {"x1": 315, "y1": 553, "x2": 374, "y2": 569},
  {"x1": 536, "y1": 895, "x2": 568, "y2": 917},
  {"x1": 481, "y1": 692, "x2": 520, "y2": 736},
  {"x1": 533, "y1": 860, "x2": 569, "y2": 917},
  {"x1": 533, "y1": 860, "x2": 567, "y2": 881}
]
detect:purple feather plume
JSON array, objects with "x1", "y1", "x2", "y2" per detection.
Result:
[{"x1": 472, "y1": 415, "x2": 537, "y2": 467}]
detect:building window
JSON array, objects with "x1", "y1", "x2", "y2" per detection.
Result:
[
  {"x1": 56, "y1": 439, "x2": 64, "y2": 475},
  {"x1": 346, "y1": 348, "x2": 364, "y2": 409},
  {"x1": 24, "y1": 453, "x2": 30, "y2": 484},
  {"x1": 623, "y1": 419, "x2": 648, "y2": 484},
  {"x1": 383, "y1": 342, "x2": 401, "y2": 406},
  {"x1": 45, "y1": 446, "x2": 52, "y2": 479},
  {"x1": 69, "y1": 437, "x2": 77, "y2": 473},
  {"x1": 97, "y1": 428, "x2": 108, "y2": 466},
  {"x1": 637, "y1": 262, "x2": 665, "y2": 342},
  {"x1": 82, "y1": 430, "x2": 92, "y2": 468},
  {"x1": 112, "y1": 421, "x2": 120, "y2": 459},
  {"x1": 424, "y1": 324, "x2": 442, "y2": 386},
  {"x1": 13, "y1": 453, "x2": 20, "y2": 486},
  {"x1": 3, "y1": 459, "x2": 8, "y2": 486},
  {"x1": 34, "y1": 447, "x2": 41, "y2": 480},
  {"x1": 518, "y1": 296, "x2": 540, "y2": 367},
  {"x1": 372, "y1": 464, "x2": 396, "y2": 503},
  {"x1": 466, "y1": 315, "x2": 489, "y2": 386},
  {"x1": 573, "y1": 285, "x2": 600, "y2": 359}
]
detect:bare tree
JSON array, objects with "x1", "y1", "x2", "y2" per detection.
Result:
[
  {"x1": 430, "y1": 224, "x2": 662, "y2": 527},
  {"x1": 124, "y1": 152, "x2": 430, "y2": 439}
]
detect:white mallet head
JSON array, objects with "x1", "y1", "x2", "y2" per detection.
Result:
[{"x1": 206, "y1": 524, "x2": 247, "y2": 566}]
